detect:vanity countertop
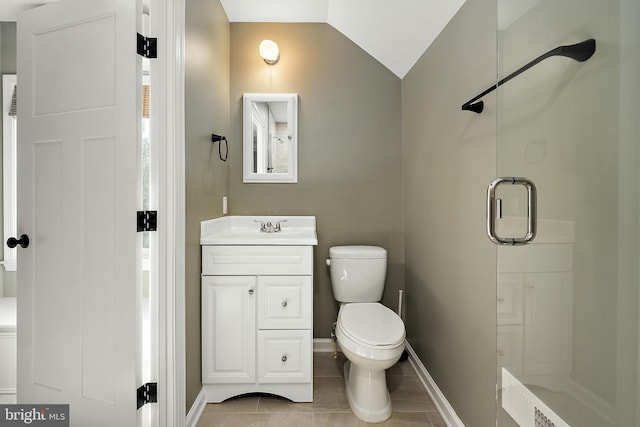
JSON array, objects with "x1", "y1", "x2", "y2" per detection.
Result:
[{"x1": 200, "y1": 216, "x2": 318, "y2": 246}]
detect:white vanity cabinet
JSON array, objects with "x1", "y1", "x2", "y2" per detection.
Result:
[{"x1": 201, "y1": 243, "x2": 314, "y2": 403}]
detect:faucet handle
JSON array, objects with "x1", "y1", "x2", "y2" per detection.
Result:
[
  {"x1": 254, "y1": 219, "x2": 266, "y2": 232},
  {"x1": 275, "y1": 219, "x2": 288, "y2": 232}
]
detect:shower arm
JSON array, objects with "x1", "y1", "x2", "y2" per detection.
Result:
[{"x1": 461, "y1": 38, "x2": 596, "y2": 114}]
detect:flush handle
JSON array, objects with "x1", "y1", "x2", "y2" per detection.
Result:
[{"x1": 486, "y1": 177, "x2": 537, "y2": 245}]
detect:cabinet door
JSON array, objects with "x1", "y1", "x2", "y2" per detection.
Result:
[
  {"x1": 258, "y1": 276, "x2": 312, "y2": 330},
  {"x1": 524, "y1": 272, "x2": 573, "y2": 375},
  {"x1": 202, "y1": 276, "x2": 256, "y2": 383}
]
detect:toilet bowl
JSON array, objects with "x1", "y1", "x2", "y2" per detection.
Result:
[{"x1": 336, "y1": 302, "x2": 405, "y2": 423}]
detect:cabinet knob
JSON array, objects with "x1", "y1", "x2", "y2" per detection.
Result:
[
  {"x1": 281, "y1": 355, "x2": 287, "y2": 362},
  {"x1": 248, "y1": 288, "x2": 254, "y2": 295},
  {"x1": 281, "y1": 300, "x2": 288, "y2": 308}
]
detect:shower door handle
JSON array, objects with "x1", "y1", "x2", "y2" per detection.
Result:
[{"x1": 486, "y1": 177, "x2": 537, "y2": 245}]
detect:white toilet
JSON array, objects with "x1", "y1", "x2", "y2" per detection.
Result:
[{"x1": 327, "y1": 246, "x2": 405, "y2": 423}]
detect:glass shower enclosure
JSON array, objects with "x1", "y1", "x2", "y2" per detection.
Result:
[{"x1": 493, "y1": 0, "x2": 640, "y2": 425}]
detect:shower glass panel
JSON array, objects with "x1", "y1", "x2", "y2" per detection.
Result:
[{"x1": 496, "y1": 0, "x2": 640, "y2": 426}]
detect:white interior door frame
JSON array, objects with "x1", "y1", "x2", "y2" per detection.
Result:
[
  {"x1": 152, "y1": 0, "x2": 185, "y2": 426},
  {"x1": 2, "y1": 74, "x2": 17, "y2": 274}
]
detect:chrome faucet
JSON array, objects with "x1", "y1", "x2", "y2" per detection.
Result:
[
  {"x1": 254, "y1": 219, "x2": 287, "y2": 233},
  {"x1": 254, "y1": 219, "x2": 267, "y2": 232},
  {"x1": 274, "y1": 220, "x2": 287, "y2": 232}
]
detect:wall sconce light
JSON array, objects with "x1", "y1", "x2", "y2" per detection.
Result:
[{"x1": 259, "y1": 39, "x2": 280, "y2": 65}]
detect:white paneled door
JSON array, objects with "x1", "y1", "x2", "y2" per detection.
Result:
[{"x1": 17, "y1": 0, "x2": 142, "y2": 425}]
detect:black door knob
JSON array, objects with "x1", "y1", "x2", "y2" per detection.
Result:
[{"x1": 7, "y1": 234, "x2": 29, "y2": 249}]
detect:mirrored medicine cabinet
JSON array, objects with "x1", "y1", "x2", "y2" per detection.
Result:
[{"x1": 243, "y1": 93, "x2": 298, "y2": 183}]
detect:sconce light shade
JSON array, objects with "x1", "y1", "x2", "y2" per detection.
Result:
[{"x1": 259, "y1": 39, "x2": 280, "y2": 65}]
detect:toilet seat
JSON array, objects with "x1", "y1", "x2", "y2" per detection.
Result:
[{"x1": 338, "y1": 303, "x2": 405, "y2": 349}]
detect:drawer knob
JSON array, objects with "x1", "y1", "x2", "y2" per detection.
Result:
[
  {"x1": 281, "y1": 355, "x2": 287, "y2": 362},
  {"x1": 248, "y1": 288, "x2": 254, "y2": 295},
  {"x1": 281, "y1": 300, "x2": 288, "y2": 308}
]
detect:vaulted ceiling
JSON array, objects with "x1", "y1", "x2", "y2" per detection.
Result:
[
  {"x1": 1, "y1": 0, "x2": 468, "y2": 78},
  {"x1": 221, "y1": 0, "x2": 466, "y2": 78}
]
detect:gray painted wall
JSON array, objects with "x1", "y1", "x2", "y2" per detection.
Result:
[
  {"x1": 228, "y1": 23, "x2": 404, "y2": 339},
  {"x1": 1, "y1": 22, "x2": 16, "y2": 74},
  {"x1": 402, "y1": 0, "x2": 497, "y2": 425},
  {"x1": 185, "y1": 0, "x2": 230, "y2": 411}
]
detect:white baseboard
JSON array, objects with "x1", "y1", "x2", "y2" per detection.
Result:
[
  {"x1": 405, "y1": 342, "x2": 465, "y2": 427},
  {"x1": 185, "y1": 387, "x2": 207, "y2": 427}
]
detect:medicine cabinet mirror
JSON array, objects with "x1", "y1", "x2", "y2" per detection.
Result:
[{"x1": 243, "y1": 93, "x2": 298, "y2": 183}]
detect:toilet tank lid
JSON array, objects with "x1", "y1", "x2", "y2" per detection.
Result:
[{"x1": 329, "y1": 245, "x2": 387, "y2": 259}]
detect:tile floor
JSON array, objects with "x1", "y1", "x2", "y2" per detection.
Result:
[{"x1": 197, "y1": 352, "x2": 446, "y2": 427}]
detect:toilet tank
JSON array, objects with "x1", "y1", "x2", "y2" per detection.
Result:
[{"x1": 328, "y1": 246, "x2": 387, "y2": 302}]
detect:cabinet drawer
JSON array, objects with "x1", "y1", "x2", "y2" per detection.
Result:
[
  {"x1": 258, "y1": 276, "x2": 312, "y2": 329},
  {"x1": 202, "y1": 245, "x2": 313, "y2": 275},
  {"x1": 257, "y1": 330, "x2": 312, "y2": 384}
]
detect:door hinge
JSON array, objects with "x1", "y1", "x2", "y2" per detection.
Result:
[
  {"x1": 137, "y1": 33, "x2": 157, "y2": 58},
  {"x1": 137, "y1": 211, "x2": 157, "y2": 232},
  {"x1": 137, "y1": 382, "x2": 157, "y2": 409}
]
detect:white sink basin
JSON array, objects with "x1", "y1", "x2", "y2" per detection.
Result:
[{"x1": 201, "y1": 216, "x2": 318, "y2": 245}]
